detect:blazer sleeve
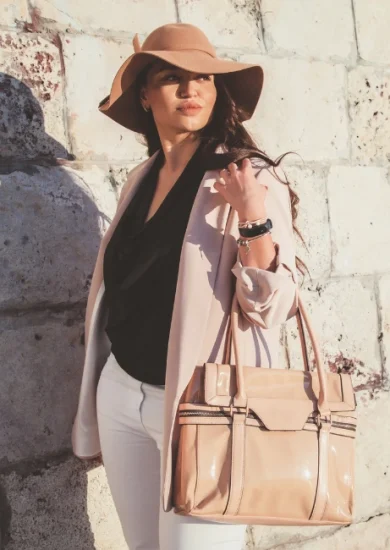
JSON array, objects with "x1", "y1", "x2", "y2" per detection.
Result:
[{"x1": 230, "y1": 163, "x2": 298, "y2": 329}]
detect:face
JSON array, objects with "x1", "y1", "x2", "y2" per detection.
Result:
[{"x1": 140, "y1": 61, "x2": 217, "y2": 137}]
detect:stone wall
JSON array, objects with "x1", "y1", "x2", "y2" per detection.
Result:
[{"x1": 0, "y1": 1, "x2": 389, "y2": 549}]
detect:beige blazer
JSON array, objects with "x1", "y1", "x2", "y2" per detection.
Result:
[{"x1": 71, "y1": 148, "x2": 299, "y2": 512}]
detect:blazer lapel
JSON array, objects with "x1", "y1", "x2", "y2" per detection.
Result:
[
  {"x1": 161, "y1": 168, "x2": 232, "y2": 508},
  {"x1": 164, "y1": 170, "x2": 231, "y2": 402}
]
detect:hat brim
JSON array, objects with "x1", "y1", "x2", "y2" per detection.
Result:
[{"x1": 98, "y1": 50, "x2": 263, "y2": 133}]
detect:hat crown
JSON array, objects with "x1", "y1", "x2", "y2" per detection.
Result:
[{"x1": 141, "y1": 23, "x2": 216, "y2": 57}]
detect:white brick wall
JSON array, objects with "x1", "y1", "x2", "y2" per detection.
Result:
[{"x1": 0, "y1": 1, "x2": 389, "y2": 548}]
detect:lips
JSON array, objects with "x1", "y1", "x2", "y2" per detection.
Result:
[{"x1": 177, "y1": 102, "x2": 202, "y2": 112}]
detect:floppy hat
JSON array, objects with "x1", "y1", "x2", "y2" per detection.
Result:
[{"x1": 98, "y1": 23, "x2": 264, "y2": 133}]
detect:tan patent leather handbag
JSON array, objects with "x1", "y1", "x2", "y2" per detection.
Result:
[{"x1": 173, "y1": 291, "x2": 357, "y2": 525}]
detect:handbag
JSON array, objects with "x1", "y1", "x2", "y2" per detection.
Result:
[{"x1": 173, "y1": 290, "x2": 357, "y2": 525}]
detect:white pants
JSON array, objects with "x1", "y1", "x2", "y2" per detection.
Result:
[{"x1": 96, "y1": 352, "x2": 248, "y2": 550}]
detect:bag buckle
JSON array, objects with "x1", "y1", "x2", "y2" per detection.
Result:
[
  {"x1": 315, "y1": 411, "x2": 332, "y2": 429},
  {"x1": 229, "y1": 402, "x2": 249, "y2": 417}
]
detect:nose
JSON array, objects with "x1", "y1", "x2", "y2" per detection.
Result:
[{"x1": 178, "y1": 77, "x2": 199, "y2": 98}]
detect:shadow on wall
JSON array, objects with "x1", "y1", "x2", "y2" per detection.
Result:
[{"x1": 0, "y1": 74, "x2": 105, "y2": 549}]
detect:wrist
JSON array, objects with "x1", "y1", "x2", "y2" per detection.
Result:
[
  {"x1": 237, "y1": 206, "x2": 267, "y2": 222},
  {"x1": 238, "y1": 218, "x2": 273, "y2": 239}
]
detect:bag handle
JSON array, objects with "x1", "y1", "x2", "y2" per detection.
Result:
[
  {"x1": 223, "y1": 290, "x2": 330, "y2": 415},
  {"x1": 223, "y1": 296, "x2": 310, "y2": 372}
]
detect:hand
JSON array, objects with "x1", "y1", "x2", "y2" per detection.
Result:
[{"x1": 213, "y1": 158, "x2": 268, "y2": 220}]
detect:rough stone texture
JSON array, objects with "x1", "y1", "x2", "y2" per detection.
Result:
[
  {"x1": 30, "y1": 0, "x2": 176, "y2": 34},
  {"x1": 378, "y1": 275, "x2": 390, "y2": 389},
  {"x1": 286, "y1": 278, "x2": 382, "y2": 393},
  {"x1": 284, "y1": 164, "x2": 331, "y2": 280},
  {"x1": 2, "y1": 1, "x2": 390, "y2": 548},
  {"x1": 108, "y1": 162, "x2": 140, "y2": 201},
  {"x1": 62, "y1": 34, "x2": 146, "y2": 162},
  {"x1": 0, "y1": 457, "x2": 127, "y2": 550},
  {"x1": 242, "y1": 55, "x2": 349, "y2": 162},
  {"x1": 352, "y1": 391, "x2": 390, "y2": 520},
  {"x1": 0, "y1": 1, "x2": 30, "y2": 28},
  {"x1": 348, "y1": 66, "x2": 390, "y2": 165},
  {"x1": 0, "y1": 31, "x2": 67, "y2": 161},
  {"x1": 0, "y1": 164, "x2": 117, "y2": 308},
  {"x1": 327, "y1": 166, "x2": 390, "y2": 276},
  {"x1": 278, "y1": 325, "x2": 290, "y2": 371},
  {"x1": 262, "y1": 0, "x2": 356, "y2": 62},
  {"x1": 0, "y1": 312, "x2": 85, "y2": 464},
  {"x1": 273, "y1": 513, "x2": 390, "y2": 549},
  {"x1": 353, "y1": 0, "x2": 390, "y2": 65},
  {"x1": 177, "y1": 0, "x2": 265, "y2": 50}
]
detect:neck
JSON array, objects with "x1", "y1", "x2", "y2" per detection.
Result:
[{"x1": 158, "y1": 133, "x2": 201, "y2": 175}]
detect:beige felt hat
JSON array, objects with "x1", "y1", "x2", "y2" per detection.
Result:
[{"x1": 98, "y1": 23, "x2": 264, "y2": 133}]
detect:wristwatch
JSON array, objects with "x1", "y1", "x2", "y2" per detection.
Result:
[{"x1": 238, "y1": 218, "x2": 273, "y2": 239}]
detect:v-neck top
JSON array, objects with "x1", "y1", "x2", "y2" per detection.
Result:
[{"x1": 103, "y1": 144, "x2": 206, "y2": 385}]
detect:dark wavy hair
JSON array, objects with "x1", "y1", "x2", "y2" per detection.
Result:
[{"x1": 134, "y1": 66, "x2": 308, "y2": 280}]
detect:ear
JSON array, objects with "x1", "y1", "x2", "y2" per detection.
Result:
[{"x1": 139, "y1": 84, "x2": 148, "y2": 102}]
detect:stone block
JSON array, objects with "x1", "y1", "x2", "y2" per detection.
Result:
[
  {"x1": 283, "y1": 164, "x2": 331, "y2": 280},
  {"x1": 286, "y1": 278, "x2": 382, "y2": 395},
  {"x1": 0, "y1": 312, "x2": 85, "y2": 464},
  {"x1": 378, "y1": 275, "x2": 390, "y2": 389},
  {"x1": 242, "y1": 55, "x2": 349, "y2": 162},
  {"x1": 0, "y1": 457, "x2": 127, "y2": 550},
  {"x1": 352, "y1": 390, "x2": 390, "y2": 521},
  {"x1": 0, "y1": 1, "x2": 30, "y2": 28},
  {"x1": 108, "y1": 162, "x2": 140, "y2": 201},
  {"x1": 273, "y1": 512, "x2": 389, "y2": 549},
  {"x1": 62, "y1": 34, "x2": 147, "y2": 162},
  {"x1": 353, "y1": 0, "x2": 390, "y2": 65},
  {"x1": 0, "y1": 31, "x2": 67, "y2": 161},
  {"x1": 278, "y1": 326, "x2": 290, "y2": 371},
  {"x1": 30, "y1": 0, "x2": 176, "y2": 33},
  {"x1": 327, "y1": 166, "x2": 390, "y2": 276},
  {"x1": 251, "y1": 524, "x2": 339, "y2": 550},
  {"x1": 261, "y1": 0, "x2": 356, "y2": 62},
  {"x1": 177, "y1": 0, "x2": 265, "y2": 51},
  {"x1": 0, "y1": 163, "x2": 116, "y2": 308},
  {"x1": 348, "y1": 66, "x2": 390, "y2": 165}
]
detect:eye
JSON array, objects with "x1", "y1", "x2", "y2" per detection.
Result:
[
  {"x1": 162, "y1": 73, "x2": 179, "y2": 82},
  {"x1": 197, "y1": 74, "x2": 212, "y2": 81}
]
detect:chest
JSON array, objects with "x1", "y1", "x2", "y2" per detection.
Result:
[{"x1": 144, "y1": 172, "x2": 179, "y2": 223}]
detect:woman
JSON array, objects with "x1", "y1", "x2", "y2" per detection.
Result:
[{"x1": 72, "y1": 22, "x2": 301, "y2": 550}]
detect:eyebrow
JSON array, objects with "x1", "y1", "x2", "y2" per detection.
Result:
[{"x1": 155, "y1": 65, "x2": 179, "y2": 73}]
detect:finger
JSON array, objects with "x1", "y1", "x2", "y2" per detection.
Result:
[
  {"x1": 217, "y1": 173, "x2": 227, "y2": 185},
  {"x1": 242, "y1": 158, "x2": 253, "y2": 171},
  {"x1": 213, "y1": 179, "x2": 227, "y2": 193},
  {"x1": 220, "y1": 168, "x2": 230, "y2": 179},
  {"x1": 228, "y1": 162, "x2": 238, "y2": 174}
]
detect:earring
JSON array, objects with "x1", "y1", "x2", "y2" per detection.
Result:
[{"x1": 142, "y1": 104, "x2": 150, "y2": 112}]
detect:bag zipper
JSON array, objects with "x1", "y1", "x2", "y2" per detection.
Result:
[{"x1": 179, "y1": 409, "x2": 356, "y2": 431}]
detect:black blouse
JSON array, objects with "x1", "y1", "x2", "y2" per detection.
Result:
[{"x1": 103, "y1": 145, "x2": 206, "y2": 385}]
